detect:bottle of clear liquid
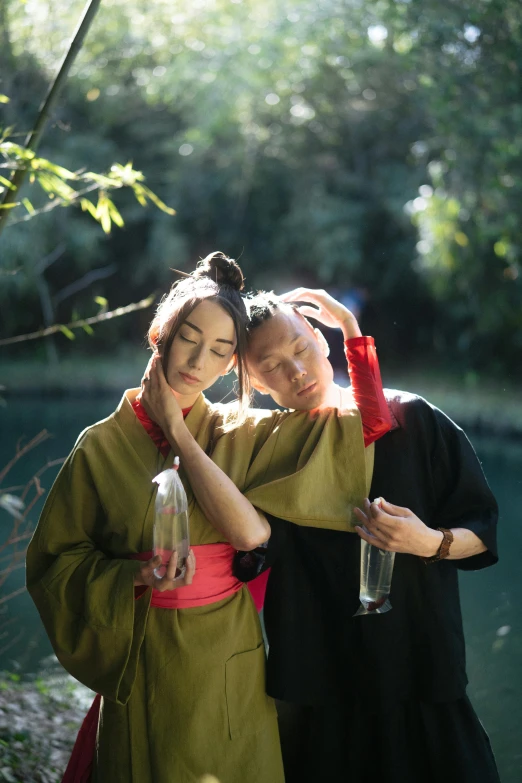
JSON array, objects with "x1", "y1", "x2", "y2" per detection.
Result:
[
  {"x1": 153, "y1": 457, "x2": 189, "y2": 579},
  {"x1": 354, "y1": 536, "x2": 395, "y2": 616}
]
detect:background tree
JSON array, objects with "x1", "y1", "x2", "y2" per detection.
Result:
[{"x1": 1, "y1": 0, "x2": 520, "y2": 375}]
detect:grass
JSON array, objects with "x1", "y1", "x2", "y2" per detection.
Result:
[{"x1": 0, "y1": 662, "x2": 93, "y2": 783}]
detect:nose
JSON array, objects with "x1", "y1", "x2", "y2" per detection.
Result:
[
  {"x1": 289, "y1": 360, "x2": 307, "y2": 383},
  {"x1": 188, "y1": 344, "x2": 204, "y2": 370}
]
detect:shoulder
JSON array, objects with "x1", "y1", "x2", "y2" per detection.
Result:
[
  {"x1": 383, "y1": 389, "x2": 473, "y2": 467},
  {"x1": 384, "y1": 388, "x2": 459, "y2": 430},
  {"x1": 208, "y1": 400, "x2": 290, "y2": 437},
  {"x1": 68, "y1": 409, "x2": 124, "y2": 466}
]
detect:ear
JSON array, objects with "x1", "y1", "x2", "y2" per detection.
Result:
[
  {"x1": 221, "y1": 356, "x2": 236, "y2": 376},
  {"x1": 314, "y1": 327, "x2": 330, "y2": 358},
  {"x1": 248, "y1": 371, "x2": 270, "y2": 395}
]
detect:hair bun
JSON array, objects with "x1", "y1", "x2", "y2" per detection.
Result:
[{"x1": 194, "y1": 252, "x2": 245, "y2": 292}]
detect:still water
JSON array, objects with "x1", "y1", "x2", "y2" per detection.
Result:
[{"x1": 1, "y1": 396, "x2": 521, "y2": 782}]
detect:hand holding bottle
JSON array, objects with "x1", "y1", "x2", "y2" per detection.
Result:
[{"x1": 134, "y1": 549, "x2": 196, "y2": 591}]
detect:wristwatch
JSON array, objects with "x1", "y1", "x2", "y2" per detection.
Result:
[{"x1": 423, "y1": 527, "x2": 454, "y2": 564}]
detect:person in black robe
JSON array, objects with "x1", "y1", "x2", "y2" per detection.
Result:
[{"x1": 236, "y1": 291, "x2": 500, "y2": 783}]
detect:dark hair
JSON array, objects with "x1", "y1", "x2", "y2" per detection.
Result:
[
  {"x1": 148, "y1": 252, "x2": 251, "y2": 425},
  {"x1": 245, "y1": 291, "x2": 297, "y2": 336}
]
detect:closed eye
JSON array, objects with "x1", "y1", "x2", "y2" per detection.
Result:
[
  {"x1": 295, "y1": 345, "x2": 308, "y2": 355},
  {"x1": 264, "y1": 363, "x2": 280, "y2": 373},
  {"x1": 212, "y1": 350, "x2": 226, "y2": 358},
  {"x1": 180, "y1": 334, "x2": 197, "y2": 344}
]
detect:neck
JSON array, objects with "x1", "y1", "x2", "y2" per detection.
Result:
[
  {"x1": 318, "y1": 382, "x2": 342, "y2": 410},
  {"x1": 172, "y1": 388, "x2": 201, "y2": 409}
]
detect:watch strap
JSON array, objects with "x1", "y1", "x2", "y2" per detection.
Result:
[{"x1": 423, "y1": 527, "x2": 454, "y2": 564}]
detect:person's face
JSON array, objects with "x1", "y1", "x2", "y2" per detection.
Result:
[
  {"x1": 165, "y1": 299, "x2": 237, "y2": 401},
  {"x1": 246, "y1": 309, "x2": 334, "y2": 411}
]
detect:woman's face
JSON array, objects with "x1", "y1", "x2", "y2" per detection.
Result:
[{"x1": 164, "y1": 299, "x2": 237, "y2": 403}]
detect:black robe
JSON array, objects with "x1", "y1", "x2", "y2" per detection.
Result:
[{"x1": 235, "y1": 390, "x2": 500, "y2": 783}]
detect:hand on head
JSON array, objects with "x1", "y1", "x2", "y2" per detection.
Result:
[{"x1": 280, "y1": 288, "x2": 362, "y2": 339}]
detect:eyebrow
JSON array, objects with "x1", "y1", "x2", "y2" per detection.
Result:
[
  {"x1": 258, "y1": 333, "x2": 301, "y2": 362},
  {"x1": 183, "y1": 320, "x2": 234, "y2": 345}
]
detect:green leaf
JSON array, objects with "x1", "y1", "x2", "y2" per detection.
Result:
[
  {"x1": 59, "y1": 325, "x2": 76, "y2": 340},
  {"x1": 107, "y1": 198, "x2": 124, "y2": 228},
  {"x1": 80, "y1": 198, "x2": 98, "y2": 219},
  {"x1": 99, "y1": 203, "x2": 112, "y2": 234},
  {"x1": 94, "y1": 296, "x2": 108, "y2": 307},
  {"x1": 0, "y1": 141, "x2": 35, "y2": 159},
  {"x1": 84, "y1": 171, "x2": 118, "y2": 188},
  {"x1": 22, "y1": 197, "x2": 35, "y2": 215},
  {"x1": 36, "y1": 171, "x2": 76, "y2": 201},
  {"x1": 0, "y1": 175, "x2": 15, "y2": 190},
  {"x1": 0, "y1": 202, "x2": 19, "y2": 209},
  {"x1": 133, "y1": 188, "x2": 148, "y2": 207},
  {"x1": 82, "y1": 323, "x2": 95, "y2": 335},
  {"x1": 135, "y1": 184, "x2": 176, "y2": 215},
  {"x1": 0, "y1": 94, "x2": 10, "y2": 103},
  {"x1": 38, "y1": 158, "x2": 76, "y2": 179}
]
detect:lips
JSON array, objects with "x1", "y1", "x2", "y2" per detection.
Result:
[
  {"x1": 179, "y1": 371, "x2": 200, "y2": 384},
  {"x1": 297, "y1": 381, "x2": 318, "y2": 396}
]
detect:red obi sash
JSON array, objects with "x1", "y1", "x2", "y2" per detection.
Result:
[{"x1": 129, "y1": 542, "x2": 243, "y2": 608}]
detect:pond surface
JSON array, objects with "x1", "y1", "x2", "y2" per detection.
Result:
[{"x1": 1, "y1": 396, "x2": 521, "y2": 782}]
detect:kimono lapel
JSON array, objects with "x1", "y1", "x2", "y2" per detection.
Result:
[{"x1": 113, "y1": 389, "x2": 167, "y2": 475}]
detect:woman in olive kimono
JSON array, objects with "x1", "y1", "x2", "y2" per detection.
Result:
[{"x1": 26, "y1": 254, "x2": 376, "y2": 783}]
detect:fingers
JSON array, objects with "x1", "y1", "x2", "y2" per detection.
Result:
[
  {"x1": 377, "y1": 497, "x2": 410, "y2": 517},
  {"x1": 366, "y1": 497, "x2": 404, "y2": 522},
  {"x1": 359, "y1": 499, "x2": 390, "y2": 541},
  {"x1": 279, "y1": 287, "x2": 309, "y2": 302},
  {"x1": 136, "y1": 555, "x2": 162, "y2": 586},
  {"x1": 354, "y1": 525, "x2": 389, "y2": 550},
  {"x1": 183, "y1": 549, "x2": 196, "y2": 584},
  {"x1": 280, "y1": 287, "x2": 329, "y2": 305},
  {"x1": 152, "y1": 550, "x2": 196, "y2": 591},
  {"x1": 353, "y1": 506, "x2": 369, "y2": 526},
  {"x1": 296, "y1": 305, "x2": 324, "y2": 321},
  {"x1": 165, "y1": 550, "x2": 179, "y2": 581}
]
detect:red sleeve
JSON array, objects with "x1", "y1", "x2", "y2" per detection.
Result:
[{"x1": 344, "y1": 336, "x2": 391, "y2": 447}]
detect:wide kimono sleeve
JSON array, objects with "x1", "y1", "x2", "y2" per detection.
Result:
[
  {"x1": 26, "y1": 437, "x2": 149, "y2": 704},
  {"x1": 429, "y1": 404, "x2": 499, "y2": 570},
  {"x1": 233, "y1": 516, "x2": 289, "y2": 582}
]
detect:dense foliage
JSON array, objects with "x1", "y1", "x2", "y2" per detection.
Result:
[{"x1": 1, "y1": 0, "x2": 520, "y2": 375}]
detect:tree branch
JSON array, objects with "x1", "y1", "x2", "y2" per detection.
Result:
[
  {"x1": 0, "y1": 431, "x2": 51, "y2": 485},
  {"x1": 0, "y1": 294, "x2": 155, "y2": 346},
  {"x1": 0, "y1": 0, "x2": 102, "y2": 234}
]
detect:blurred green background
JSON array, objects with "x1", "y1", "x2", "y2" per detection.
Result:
[
  {"x1": 1, "y1": 0, "x2": 521, "y2": 396},
  {"x1": 1, "y1": 1, "x2": 521, "y2": 780}
]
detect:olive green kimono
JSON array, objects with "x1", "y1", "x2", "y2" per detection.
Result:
[{"x1": 26, "y1": 389, "x2": 373, "y2": 783}]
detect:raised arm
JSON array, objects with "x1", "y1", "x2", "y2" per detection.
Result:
[
  {"x1": 280, "y1": 288, "x2": 391, "y2": 445},
  {"x1": 140, "y1": 356, "x2": 270, "y2": 550}
]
